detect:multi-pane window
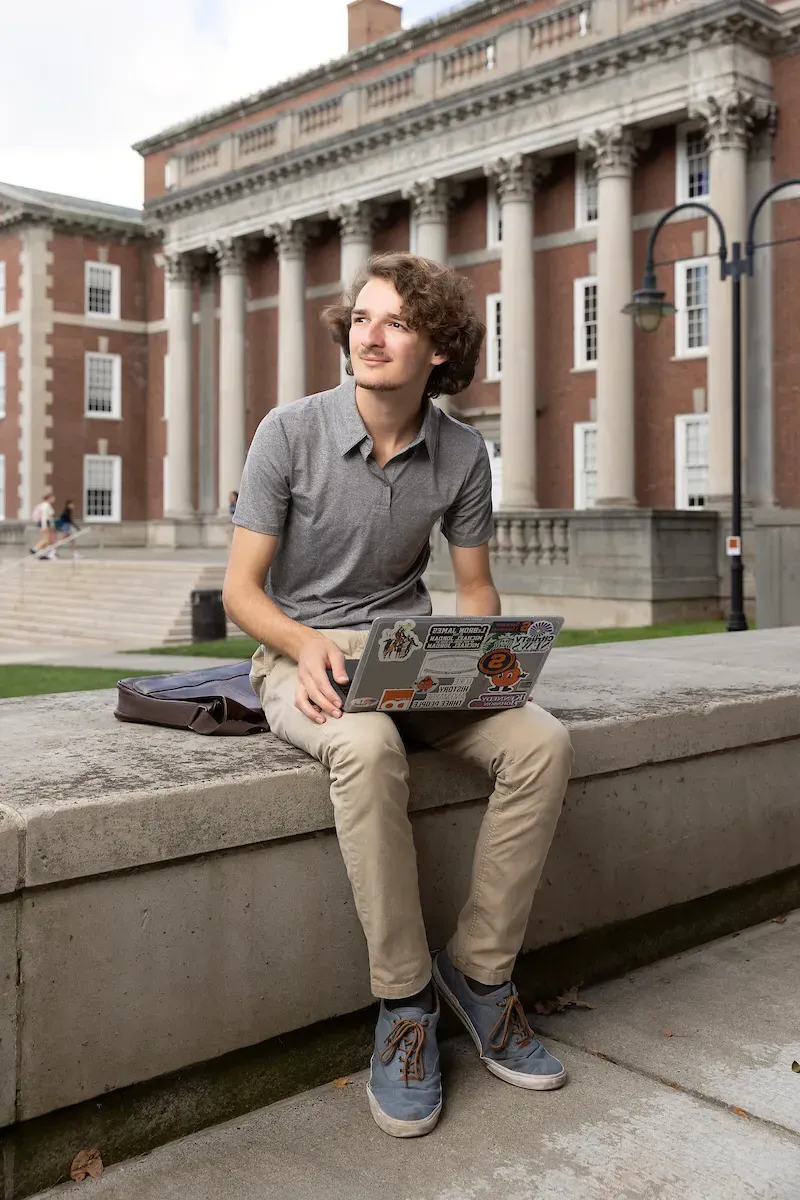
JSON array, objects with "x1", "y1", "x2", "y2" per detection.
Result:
[
  {"x1": 487, "y1": 180, "x2": 502, "y2": 247},
  {"x1": 675, "y1": 259, "x2": 709, "y2": 357},
  {"x1": 675, "y1": 414, "x2": 709, "y2": 509},
  {"x1": 575, "y1": 156, "x2": 598, "y2": 226},
  {"x1": 85, "y1": 352, "x2": 121, "y2": 418},
  {"x1": 486, "y1": 294, "x2": 502, "y2": 379},
  {"x1": 677, "y1": 125, "x2": 710, "y2": 204},
  {"x1": 574, "y1": 277, "x2": 598, "y2": 369},
  {"x1": 0, "y1": 454, "x2": 5, "y2": 520},
  {"x1": 0, "y1": 261, "x2": 6, "y2": 318},
  {"x1": 83, "y1": 454, "x2": 121, "y2": 522},
  {"x1": 0, "y1": 352, "x2": 5, "y2": 419},
  {"x1": 85, "y1": 262, "x2": 121, "y2": 319},
  {"x1": 573, "y1": 422, "x2": 598, "y2": 509}
]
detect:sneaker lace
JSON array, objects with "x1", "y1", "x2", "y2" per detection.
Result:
[
  {"x1": 380, "y1": 1017, "x2": 429, "y2": 1086},
  {"x1": 488, "y1": 994, "x2": 537, "y2": 1052}
]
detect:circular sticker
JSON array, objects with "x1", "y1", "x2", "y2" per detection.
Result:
[{"x1": 477, "y1": 648, "x2": 516, "y2": 677}]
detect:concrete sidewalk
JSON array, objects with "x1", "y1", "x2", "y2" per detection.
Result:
[
  {"x1": 32, "y1": 914, "x2": 800, "y2": 1199},
  {"x1": 0, "y1": 644, "x2": 240, "y2": 671}
]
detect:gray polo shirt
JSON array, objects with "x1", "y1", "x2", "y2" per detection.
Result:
[{"x1": 233, "y1": 379, "x2": 494, "y2": 629}]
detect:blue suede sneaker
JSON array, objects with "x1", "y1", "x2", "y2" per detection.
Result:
[
  {"x1": 432, "y1": 950, "x2": 567, "y2": 1091},
  {"x1": 367, "y1": 993, "x2": 443, "y2": 1138}
]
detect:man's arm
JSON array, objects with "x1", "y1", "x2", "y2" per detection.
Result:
[
  {"x1": 223, "y1": 527, "x2": 350, "y2": 723},
  {"x1": 449, "y1": 542, "x2": 501, "y2": 617}
]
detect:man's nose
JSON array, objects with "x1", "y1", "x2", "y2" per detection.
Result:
[{"x1": 365, "y1": 320, "x2": 385, "y2": 344}]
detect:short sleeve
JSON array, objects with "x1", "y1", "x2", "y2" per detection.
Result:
[
  {"x1": 440, "y1": 438, "x2": 494, "y2": 547},
  {"x1": 232, "y1": 410, "x2": 291, "y2": 536}
]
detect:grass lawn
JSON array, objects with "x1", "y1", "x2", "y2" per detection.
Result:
[
  {"x1": 0, "y1": 666, "x2": 162, "y2": 701},
  {"x1": 132, "y1": 619, "x2": 728, "y2": 660}
]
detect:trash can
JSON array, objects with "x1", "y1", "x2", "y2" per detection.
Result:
[{"x1": 191, "y1": 588, "x2": 226, "y2": 643}]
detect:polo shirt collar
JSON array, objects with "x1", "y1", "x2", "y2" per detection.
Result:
[{"x1": 333, "y1": 379, "x2": 441, "y2": 460}]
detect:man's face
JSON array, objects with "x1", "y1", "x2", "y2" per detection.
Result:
[{"x1": 349, "y1": 277, "x2": 446, "y2": 395}]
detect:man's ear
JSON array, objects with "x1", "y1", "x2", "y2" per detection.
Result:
[{"x1": 431, "y1": 348, "x2": 449, "y2": 366}]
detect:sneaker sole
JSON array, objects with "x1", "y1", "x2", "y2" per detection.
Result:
[
  {"x1": 366, "y1": 1085, "x2": 442, "y2": 1138},
  {"x1": 431, "y1": 960, "x2": 568, "y2": 1092}
]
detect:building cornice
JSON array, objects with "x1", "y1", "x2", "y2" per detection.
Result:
[
  {"x1": 143, "y1": 0, "x2": 782, "y2": 228},
  {"x1": 131, "y1": 0, "x2": 530, "y2": 156},
  {"x1": 0, "y1": 204, "x2": 149, "y2": 241}
]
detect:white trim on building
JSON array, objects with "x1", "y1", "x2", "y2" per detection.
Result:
[
  {"x1": 0, "y1": 261, "x2": 6, "y2": 318},
  {"x1": 0, "y1": 350, "x2": 5, "y2": 419},
  {"x1": 573, "y1": 420, "x2": 598, "y2": 509},
  {"x1": 0, "y1": 454, "x2": 5, "y2": 520},
  {"x1": 85, "y1": 261, "x2": 121, "y2": 320},
  {"x1": 85, "y1": 352, "x2": 122, "y2": 419},
  {"x1": 485, "y1": 293, "x2": 502, "y2": 380},
  {"x1": 674, "y1": 257, "x2": 710, "y2": 359},
  {"x1": 484, "y1": 436, "x2": 503, "y2": 509},
  {"x1": 83, "y1": 454, "x2": 122, "y2": 522},
  {"x1": 573, "y1": 276, "x2": 598, "y2": 370},
  {"x1": 486, "y1": 179, "x2": 502, "y2": 247},
  {"x1": 575, "y1": 154, "x2": 599, "y2": 228},
  {"x1": 163, "y1": 352, "x2": 170, "y2": 420},
  {"x1": 674, "y1": 413, "x2": 709, "y2": 509},
  {"x1": 676, "y1": 123, "x2": 710, "y2": 205}
]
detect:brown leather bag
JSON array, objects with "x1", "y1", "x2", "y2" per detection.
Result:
[{"x1": 115, "y1": 661, "x2": 269, "y2": 736}]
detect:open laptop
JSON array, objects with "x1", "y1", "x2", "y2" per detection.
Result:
[{"x1": 327, "y1": 615, "x2": 563, "y2": 714}]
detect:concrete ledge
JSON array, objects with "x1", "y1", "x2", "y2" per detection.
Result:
[{"x1": 1, "y1": 628, "x2": 799, "y2": 1132}]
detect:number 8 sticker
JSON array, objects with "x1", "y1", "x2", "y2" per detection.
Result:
[{"x1": 477, "y1": 648, "x2": 516, "y2": 676}]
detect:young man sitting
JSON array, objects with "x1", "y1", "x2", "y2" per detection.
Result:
[{"x1": 223, "y1": 252, "x2": 572, "y2": 1139}]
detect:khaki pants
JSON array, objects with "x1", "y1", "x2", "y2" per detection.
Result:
[{"x1": 252, "y1": 628, "x2": 572, "y2": 1000}]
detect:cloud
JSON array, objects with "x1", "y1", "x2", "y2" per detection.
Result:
[{"x1": 0, "y1": 0, "x2": 448, "y2": 209}]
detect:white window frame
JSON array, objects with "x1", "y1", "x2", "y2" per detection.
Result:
[
  {"x1": 486, "y1": 179, "x2": 502, "y2": 248},
  {"x1": 575, "y1": 154, "x2": 599, "y2": 228},
  {"x1": 674, "y1": 413, "x2": 709, "y2": 510},
  {"x1": 484, "y1": 437, "x2": 503, "y2": 510},
  {"x1": 485, "y1": 293, "x2": 502, "y2": 381},
  {"x1": 674, "y1": 258, "x2": 710, "y2": 359},
  {"x1": 573, "y1": 276, "x2": 598, "y2": 370},
  {"x1": 676, "y1": 123, "x2": 710, "y2": 205},
  {"x1": 83, "y1": 454, "x2": 122, "y2": 523},
  {"x1": 0, "y1": 351, "x2": 6, "y2": 419},
  {"x1": 0, "y1": 454, "x2": 5, "y2": 520},
  {"x1": 0, "y1": 261, "x2": 6, "y2": 318},
  {"x1": 84, "y1": 352, "x2": 122, "y2": 420},
  {"x1": 163, "y1": 352, "x2": 170, "y2": 420},
  {"x1": 85, "y1": 261, "x2": 121, "y2": 320},
  {"x1": 573, "y1": 421, "x2": 598, "y2": 509}
]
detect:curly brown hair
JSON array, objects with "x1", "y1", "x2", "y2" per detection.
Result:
[{"x1": 321, "y1": 252, "x2": 486, "y2": 400}]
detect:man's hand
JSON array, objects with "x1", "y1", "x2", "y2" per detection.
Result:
[{"x1": 295, "y1": 634, "x2": 351, "y2": 724}]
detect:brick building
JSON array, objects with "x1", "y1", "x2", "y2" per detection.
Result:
[{"x1": 0, "y1": 0, "x2": 798, "y2": 545}]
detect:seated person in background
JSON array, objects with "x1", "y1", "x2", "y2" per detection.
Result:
[{"x1": 223, "y1": 252, "x2": 573, "y2": 1140}]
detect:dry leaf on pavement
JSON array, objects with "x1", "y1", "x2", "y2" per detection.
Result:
[
  {"x1": 533, "y1": 985, "x2": 595, "y2": 1016},
  {"x1": 332, "y1": 1077, "x2": 351, "y2": 1089},
  {"x1": 730, "y1": 1107, "x2": 751, "y2": 1119},
  {"x1": 70, "y1": 1149, "x2": 104, "y2": 1181},
  {"x1": 792, "y1": 1061, "x2": 800, "y2": 1073},
  {"x1": 772, "y1": 915, "x2": 787, "y2": 925}
]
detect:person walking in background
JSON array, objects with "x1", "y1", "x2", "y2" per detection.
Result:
[
  {"x1": 229, "y1": 491, "x2": 239, "y2": 518},
  {"x1": 55, "y1": 500, "x2": 80, "y2": 553},
  {"x1": 30, "y1": 491, "x2": 57, "y2": 560}
]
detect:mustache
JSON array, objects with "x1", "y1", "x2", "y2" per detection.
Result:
[{"x1": 359, "y1": 351, "x2": 391, "y2": 361}]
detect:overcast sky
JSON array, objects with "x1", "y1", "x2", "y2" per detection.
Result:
[{"x1": 0, "y1": 0, "x2": 447, "y2": 209}]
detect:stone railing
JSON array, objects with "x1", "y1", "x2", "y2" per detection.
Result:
[
  {"x1": 163, "y1": 0, "x2": 705, "y2": 192},
  {"x1": 490, "y1": 512, "x2": 571, "y2": 567}
]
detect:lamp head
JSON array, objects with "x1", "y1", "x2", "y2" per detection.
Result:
[{"x1": 622, "y1": 286, "x2": 676, "y2": 334}]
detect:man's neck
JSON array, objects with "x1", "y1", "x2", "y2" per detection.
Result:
[{"x1": 355, "y1": 383, "x2": 427, "y2": 456}]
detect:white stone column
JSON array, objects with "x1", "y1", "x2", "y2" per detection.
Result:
[
  {"x1": 213, "y1": 237, "x2": 248, "y2": 513},
  {"x1": 690, "y1": 91, "x2": 774, "y2": 503},
  {"x1": 580, "y1": 124, "x2": 639, "y2": 508},
  {"x1": 330, "y1": 201, "x2": 373, "y2": 291},
  {"x1": 164, "y1": 251, "x2": 194, "y2": 518},
  {"x1": 485, "y1": 154, "x2": 539, "y2": 509},
  {"x1": 402, "y1": 179, "x2": 449, "y2": 264},
  {"x1": 269, "y1": 220, "x2": 307, "y2": 406}
]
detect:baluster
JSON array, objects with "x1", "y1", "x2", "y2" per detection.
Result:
[
  {"x1": 539, "y1": 518, "x2": 555, "y2": 566},
  {"x1": 510, "y1": 518, "x2": 527, "y2": 566},
  {"x1": 554, "y1": 518, "x2": 570, "y2": 564},
  {"x1": 495, "y1": 516, "x2": 512, "y2": 566}
]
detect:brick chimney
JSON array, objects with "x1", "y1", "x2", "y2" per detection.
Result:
[{"x1": 347, "y1": 0, "x2": 402, "y2": 52}]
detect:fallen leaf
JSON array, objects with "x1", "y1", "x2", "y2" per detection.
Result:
[
  {"x1": 332, "y1": 1077, "x2": 351, "y2": 1089},
  {"x1": 730, "y1": 1106, "x2": 751, "y2": 1119},
  {"x1": 792, "y1": 1061, "x2": 800, "y2": 1073},
  {"x1": 70, "y1": 1149, "x2": 103, "y2": 1181},
  {"x1": 772, "y1": 915, "x2": 787, "y2": 925},
  {"x1": 665, "y1": 1031, "x2": 674, "y2": 1038},
  {"x1": 533, "y1": 985, "x2": 595, "y2": 1015}
]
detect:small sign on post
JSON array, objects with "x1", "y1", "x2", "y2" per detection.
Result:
[{"x1": 726, "y1": 535, "x2": 742, "y2": 557}]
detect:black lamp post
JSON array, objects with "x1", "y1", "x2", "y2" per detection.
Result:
[{"x1": 624, "y1": 179, "x2": 800, "y2": 633}]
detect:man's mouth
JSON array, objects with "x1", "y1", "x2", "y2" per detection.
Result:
[{"x1": 360, "y1": 355, "x2": 391, "y2": 363}]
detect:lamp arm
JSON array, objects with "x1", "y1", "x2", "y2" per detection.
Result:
[
  {"x1": 639, "y1": 201, "x2": 728, "y2": 288},
  {"x1": 746, "y1": 178, "x2": 800, "y2": 270}
]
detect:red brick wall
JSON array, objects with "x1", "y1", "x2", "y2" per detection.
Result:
[{"x1": 50, "y1": 233, "x2": 147, "y2": 320}]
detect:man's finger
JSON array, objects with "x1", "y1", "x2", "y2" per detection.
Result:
[
  {"x1": 328, "y1": 646, "x2": 350, "y2": 685},
  {"x1": 304, "y1": 674, "x2": 342, "y2": 718},
  {"x1": 295, "y1": 686, "x2": 326, "y2": 724}
]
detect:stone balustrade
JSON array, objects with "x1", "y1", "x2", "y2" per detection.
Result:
[{"x1": 162, "y1": 0, "x2": 701, "y2": 192}]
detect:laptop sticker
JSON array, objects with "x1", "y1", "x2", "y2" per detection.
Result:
[
  {"x1": 350, "y1": 697, "x2": 378, "y2": 710},
  {"x1": 477, "y1": 649, "x2": 531, "y2": 692},
  {"x1": 413, "y1": 674, "x2": 439, "y2": 693},
  {"x1": 421, "y1": 651, "x2": 478, "y2": 677},
  {"x1": 468, "y1": 692, "x2": 528, "y2": 710},
  {"x1": 410, "y1": 676, "x2": 473, "y2": 710},
  {"x1": 481, "y1": 619, "x2": 557, "y2": 654},
  {"x1": 378, "y1": 620, "x2": 423, "y2": 662},
  {"x1": 378, "y1": 688, "x2": 416, "y2": 712},
  {"x1": 423, "y1": 623, "x2": 492, "y2": 651}
]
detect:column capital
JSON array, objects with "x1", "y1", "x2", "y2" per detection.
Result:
[
  {"x1": 163, "y1": 251, "x2": 193, "y2": 284},
  {"x1": 484, "y1": 154, "x2": 550, "y2": 203},
  {"x1": 267, "y1": 219, "x2": 306, "y2": 260},
  {"x1": 329, "y1": 201, "x2": 373, "y2": 243},
  {"x1": 689, "y1": 89, "x2": 777, "y2": 153},
  {"x1": 211, "y1": 237, "x2": 247, "y2": 274},
  {"x1": 578, "y1": 124, "x2": 648, "y2": 179},
  {"x1": 401, "y1": 179, "x2": 451, "y2": 223}
]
